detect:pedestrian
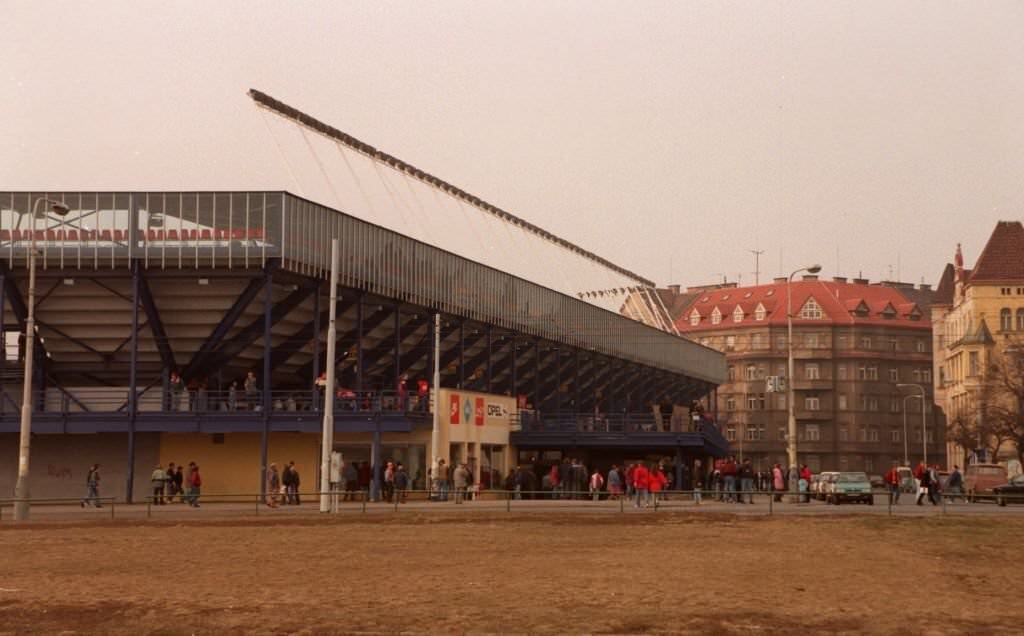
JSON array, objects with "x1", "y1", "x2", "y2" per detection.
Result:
[
  {"x1": 739, "y1": 458, "x2": 755, "y2": 504},
  {"x1": 693, "y1": 470, "x2": 703, "y2": 505},
  {"x1": 625, "y1": 463, "x2": 636, "y2": 500},
  {"x1": 266, "y1": 463, "x2": 281, "y2": 508},
  {"x1": 648, "y1": 465, "x2": 667, "y2": 505},
  {"x1": 607, "y1": 464, "x2": 623, "y2": 500},
  {"x1": 504, "y1": 468, "x2": 518, "y2": 499},
  {"x1": 885, "y1": 461, "x2": 902, "y2": 504},
  {"x1": 435, "y1": 459, "x2": 450, "y2": 502},
  {"x1": 395, "y1": 463, "x2": 409, "y2": 503},
  {"x1": 244, "y1": 370, "x2": 259, "y2": 410},
  {"x1": 286, "y1": 461, "x2": 301, "y2": 505},
  {"x1": 343, "y1": 459, "x2": 358, "y2": 502},
  {"x1": 772, "y1": 463, "x2": 785, "y2": 502},
  {"x1": 150, "y1": 463, "x2": 168, "y2": 505},
  {"x1": 453, "y1": 462, "x2": 470, "y2": 504},
  {"x1": 165, "y1": 462, "x2": 178, "y2": 501},
  {"x1": 169, "y1": 370, "x2": 185, "y2": 411},
  {"x1": 81, "y1": 463, "x2": 102, "y2": 508},
  {"x1": 589, "y1": 469, "x2": 605, "y2": 501},
  {"x1": 799, "y1": 464, "x2": 813, "y2": 503},
  {"x1": 187, "y1": 462, "x2": 202, "y2": 507},
  {"x1": 383, "y1": 461, "x2": 395, "y2": 503},
  {"x1": 946, "y1": 464, "x2": 965, "y2": 502},
  {"x1": 172, "y1": 464, "x2": 184, "y2": 503},
  {"x1": 633, "y1": 462, "x2": 651, "y2": 508},
  {"x1": 548, "y1": 463, "x2": 561, "y2": 500},
  {"x1": 917, "y1": 464, "x2": 938, "y2": 506}
]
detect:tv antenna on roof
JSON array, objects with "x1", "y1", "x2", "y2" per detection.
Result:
[{"x1": 748, "y1": 249, "x2": 765, "y2": 285}]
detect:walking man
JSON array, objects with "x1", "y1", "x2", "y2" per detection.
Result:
[
  {"x1": 266, "y1": 463, "x2": 281, "y2": 508},
  {"x1": 150, "y1": 464, "x2": 168, "y2": 505},
  {"x1": 187, "y1": 462, "x2": 202, "y2": 507},
  {"x1": 81, "y1": 463, "x2": 102, "y2": 508},
  {"x1": 632, "y1": 462, "x2": 651, "y2": 508},
  {"x1": 946, "y1": 465, "x2": 965, "y2": 502},
  {"x1": 453, "y1": 462, "x2": 470, "y2": 504},
  {"x1": 435, "y1": 459, "x2": 450, "y2": 502},
  {"x1": 885, "y1": 462, "x2": 902, "y2": 504},
  {"x1": 739, "y1": 459, "x2": 755, "y2": 504}
]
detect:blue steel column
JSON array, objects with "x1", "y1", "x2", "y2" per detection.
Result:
[
  {"x1": 533, "y1": 341, "x2": 540, "y2": 410},
  {"x1": 574, "y1": 350, "x2": 580, "y2": 414},
  {"x1": 393, "y1": 303, "x2": 401, "y2": 388},
  {"x1": 675, "y1": 447, "x2": 684, "y2": 492},
  {"x1": 126, "y1": 261, "x2": 140, "y2": 503},
  {"x1": 511, "y1": 336, "x2": 518, "y2": 398},
  {"x1": 554, "y1": 349, "x2": 562, "y2": 413},
  {"x1": 311, "y1": 285, "x2": 321, "y2": 409},
  {"x1": 371, "y1": 404, "x2": 382, "y2": 502},
  {"x1": 259, "y1": 269, "x2": 272, "y2": 498}
]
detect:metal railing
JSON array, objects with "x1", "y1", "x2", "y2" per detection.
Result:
[
  {"x1": 2, "y1": 388, "x2": 430, "y2": 417},
  {"x1": 0, "y1": 496, "x2": 116, "y2": 521}
]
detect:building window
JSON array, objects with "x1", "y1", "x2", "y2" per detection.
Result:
[
  {"x1": 858, "y1": 366, "x2": 868, "y2": 380},
  {"x1": 778, "y1": 427, "x2": 787, "y2": 441},
  {"x1": 867, "y1": 366, "x2": 878, "y2": 381},
  {"x1": 805, "y1": 333, "x2": 820, "y2": 348},
  {"x1": 728, "y1": 365, "x2": 736, "y2": 381},
  {"x1": 869, "y1": 429, "x2": 880, "y2": 442},
  {"x1": 889, "y1": 368, "x2": 899, "y2": 382},
  {"x1": 747, "y1": 394, "x2": 759, "y2": 410},
  {"x1": 755, "y1": 304, "x2": 766, "y2": 321},
  {"x1": 805, "y1": 363, "x2": 820, "y2": 380},
  {"x1": 725, "y1": 397, "x2": 736, "y2": 411},
  {"x1": 890, "y1": 429, "x2": 901, "y2": 443},
  {"x1": 858, "y1": 427, "x2": 868, "y2": 442},
  {"x1": 805, "y1": 424, "x2": 821, "y2": 441},
  {"x1": 726, "y1": 427, "x2": 737, "y2": 441},
  {"x1": 725, "y1": 335, "x2": 736, "y2": 350},
  {"x1": 689, "y1": 310, "x2": 700, "y2": 326},
  {"x1": 745, "y1": 364, "x2": 757, "y2": 381},
  {"x1": 916, "y1": 339, "x2": 926, "y2": 353},
  {"x1": 968, "y1": 352, "x2": 979, "y2": 376},
  {"x1": 800, "y1": 297, "x2": 823, "y2": 320},
  {"x1": 839, "y1": 427, "x2": 849, "y2": 442},
  {"x1": 1001, "y1": 308, "x2": 1012, "y2": 331},
  {"x1": 890, "y1": 338, "x2": 899, "y2": 352},
  {"x1": 711, "y1": 307, "x2": 722, "y2": 325},
  {"x1": 838, "y1": 394, "x2": 848, "y2": 410},
  {"x1": 838, "y1": 365, "x2": 847, "y2": 380},
  {"x1": 1017, "y1": 309, "x2": 1024, "y2": 331},
  {"x1": 776, "y1": 335, "x2": 786, "y2": 350},
  {"x1": 861, "y1": 336, "x2": 872, "y2": 349},
  {"x1": 733, "y1": 306, "x2": 744, "y2": 322},
  {"x1": 838, "y1": 335, "x2": 847, "y2": 349},
  {"x1": 913, "y1": 427, "x2": 922, "y2": 443},
  {"x1": 864, "y1": 457, "x2": 874, "y2": 472},
  {"x1": 752, "y1": 333, "x2": 763, "y2": 349},
  {"x1": 777, "y1": 394, "x2": 786, "y2": 409},
  {"x1": 890, "y1": 397, "x2": 901, "y2": 413},
  {"x1": 805, "y1": 396, "x2": 820, "y2": 411}
]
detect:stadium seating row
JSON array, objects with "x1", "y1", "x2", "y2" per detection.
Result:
[{"x1": 0, "y1": 228, "x2": 266, "y2": 242}]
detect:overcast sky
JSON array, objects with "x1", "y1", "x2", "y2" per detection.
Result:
[{"x1": 2, "y1": 1, "x2": 1022, "y2": 290}]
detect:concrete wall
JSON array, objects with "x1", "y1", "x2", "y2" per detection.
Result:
[
  {"x1": 157, "y1": 432, "x2": 320, "y2": 495},
  {"x1": 0, "y1": 433, "x2": 159, "y2": 502}
]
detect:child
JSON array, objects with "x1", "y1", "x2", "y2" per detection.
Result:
[{"x1": 589, "y1": 470, "x2": 605, "y2": 501}]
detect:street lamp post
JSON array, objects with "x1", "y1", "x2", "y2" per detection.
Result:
[
  {"x1": 13, "y1": 197, "x2": 71, "y2": 521},
  {"x1": 787, "y1": 263, "x2": 821, "y2": 502},
  {"x1": 901, "y1": 394, "x2": 920, "y2": 466},
  {"x1": 898, "y1": 383, "x2": 928, "y2": 465}
]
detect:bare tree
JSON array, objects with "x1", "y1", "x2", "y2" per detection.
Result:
[{"x1": 979, "y1": 342, "x2": 1024, "y2": 465}]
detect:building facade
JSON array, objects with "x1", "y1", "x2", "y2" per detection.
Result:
[
  {"x1": 932, "y1": 222, "x2": 1024, "y2": 467},
  {"x1": 645, "y1": 276, "x2": 943, "y2": 473}
]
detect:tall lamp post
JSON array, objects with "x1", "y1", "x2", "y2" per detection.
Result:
[
  {"x1": 13, "y1": 197, "x2": 71, "y2": 521},
  {"x1": 900, "y1": 393, "x2": 919, "y2": 466},
  {"x1": 898, "y1": 383, "x2": 928, "y2": 465},
  {"x1": 787, "y1": 263, "x2": 821, "y2": 501}
]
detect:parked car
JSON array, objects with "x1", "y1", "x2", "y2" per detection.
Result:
[
  {"x1": 815, "y1": 471, "x2": 839, "y2": 501},
  {"x1": 869, "y1": 474, "x2": 886, "y2": 490},
  {"x1": 828, "y1": 472, "x2": 874, "y2": 505},
  {"x1": 965, "y1": 464, "x2": 1008, "y2": 501},
  {"x1": 993, "y1": 474, "x2": 1024, "y2": 506}
]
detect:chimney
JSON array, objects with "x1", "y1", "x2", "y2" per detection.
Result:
[
  {"x1": 802, "y1": 275, "x2": 819, "y2": 281},
  {"x1": 852, "y1": 277, "x2": 869, "y2": 285},
  {"x1": 919, "y1": 283, "x2": 931, "y2": 291},
  {"x1": 667, "y1": 284, "x2": 681, "y2": 294},
  {"x1": 773, "y1": 277, "x2": 787, "y2": 284},
  {"x1": 832, "y1": 276, "x2": 848, "y2": 284}
]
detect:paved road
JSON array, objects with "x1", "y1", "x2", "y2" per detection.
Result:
[{"x1": 3, "y1": 491, "x2": 1023, "y2": 523}]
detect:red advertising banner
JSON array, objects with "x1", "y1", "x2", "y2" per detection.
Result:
[
  {"x1": 450, "y1": 393, "x2": 460, "y2": 424},
  {"x1": 474, "y1": 397, "x2": 484, "y2": 426}
]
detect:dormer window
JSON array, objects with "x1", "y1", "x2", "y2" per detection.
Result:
[
  {"x1": 711, "y1": 307, "x2": 722, "y2": 325},
  {"x1": 881, "y1": 302, "x2": 897, "y2": 319},
  {"x1": 754, "y1": 303, "x2": 766, "y2": 321},
  {"x1": 799, "y1": 297, "x2": 823, "y2": 320},
  {"x1": 733, "y1": 306, "x2": 745, "y2": 323},
  {"x1": 689, "y1": 309, "x2": 701, "y2": 326}
]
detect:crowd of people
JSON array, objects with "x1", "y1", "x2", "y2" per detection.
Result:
[{"x1": 148, "y1": 462, "x2": 203, "y2": 506}]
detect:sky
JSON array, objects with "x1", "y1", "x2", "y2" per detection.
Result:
[{"x1": 2, "y1": 1, "x2": 1023, "y2": 292}]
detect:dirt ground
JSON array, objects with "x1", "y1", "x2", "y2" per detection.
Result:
[{"x1": 0, "y1": 513, "x2": 1020, "y2": 635}]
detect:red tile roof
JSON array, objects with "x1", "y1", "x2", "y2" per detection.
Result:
[
  {"x1": 933, "y1": 263, "x2": 955, "y2": 306},
  {"x1": 675, "y1": 279, "x2": 930, "y2": 332},
  {"x1": 970, "y1": 221, "x2": 1024, "y2": 283}
]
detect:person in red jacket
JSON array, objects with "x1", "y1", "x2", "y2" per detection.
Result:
[
  {"x1": 186, "y1": 462, "x2": 201, "y2": 507},
  {"x1": 648, "y1": 466, "x2": 668, "y2": 505},
  {"x1": 884, "y1": 461, "x2": 902, "y2": 504},
  {"x1": 632, "y1": 463, "x2": 651, "y2": 508},
  {"x1": 548, "y1": 464, "x2": 560, "y2": 500}
]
